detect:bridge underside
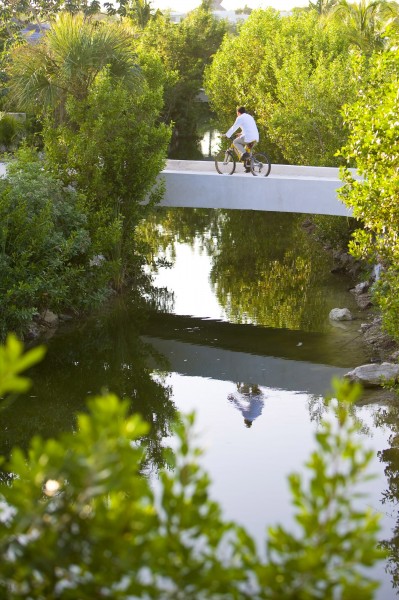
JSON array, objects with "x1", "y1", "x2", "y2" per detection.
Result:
[{"x1": 158, "y1": 160, "x2": 354, "y2": 216}]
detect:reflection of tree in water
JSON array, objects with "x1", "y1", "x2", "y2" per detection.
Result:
[
  {"x1": 375, "y1": 404, "x2": 399, "y2": 592},
  {"x1": 0, "y1": 293, "x2": 177, "y2": 474},
  {"x1": 137, "y1": 207, "x2": 221, "y2": 271},
  {"x1": 228, "y1": 383, "x2": 265, "y2": 428},
  {"x1": 209, "y1": 211, "x2": 342, "y2": 332},
  {"x1": 140, "y1": 209, "x2": 352, "y2": 332},
  {"x1": 307, "y1": 394, "x2": 371, "y2": 436}
]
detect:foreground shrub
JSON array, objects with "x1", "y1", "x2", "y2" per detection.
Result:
[
  {"x1": 0, "y1": 336, "x2": 385, "y2": 598},
  {"x1": 0, "y1": 148, "x2": 108, "y2": 340}
]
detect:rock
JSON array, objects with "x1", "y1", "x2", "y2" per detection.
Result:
[
  {"x1": 356, "y1": 293, "x2": 373, "y2": 310},
  {"x1": 59, "y1": 313, "x2": 73, "y2": 321},
  {"x1": 40, "y1": 309, "x2": 59, "y2": 327},
  {"x1": 389, "y1": 350, "x2": 399, "y2": 362},
  {"x1": 89, "y1": 254, "x2": 105, "y2": 267},
  {"x1": 25, "y1": 323, "x2": 41, "y2": 340},
  {"x1": 350, "y1": 281, "x2": 370, "y2": 295},
  {"x1": 329, "y1": 308, "x2": 352, "y2": 321},
  {"x1": 345, "y1": 362, "x2": 399, "y2": 387},
  {"x1": 364, "y1": 319, "x2": 397, "y2": 352}
]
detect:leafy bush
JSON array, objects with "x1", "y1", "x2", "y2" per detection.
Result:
[
  {"x1": 43, "y1": 58, "x2": 170, "y2": 291},
  {"x1": 0, "y1": 147, "x2": 109, "y2": 340},
  {"x1": 339, "y1": 42, "x2": 399, "y2": 338},
  {"x1": 0, "y1": 336, "x2": 385, "y2": 598},
  {"x1": 309, "y1": 214, "x2": 358, "y2": 253},
  {"x1": 0, "y1": 113, "x2": 24, "y2": 151}
]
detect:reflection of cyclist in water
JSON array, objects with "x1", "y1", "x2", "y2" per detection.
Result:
[{"x1": 228, "y1": 383, "x2": 265, "y2": 428}]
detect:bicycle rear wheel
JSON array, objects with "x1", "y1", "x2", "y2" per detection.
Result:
[
  {"x1": 250, "y1": 152, "x2": 271, "y2": 177},
  {"x1": 215, "y1": 149, "x2": 236, "y2": 175}
]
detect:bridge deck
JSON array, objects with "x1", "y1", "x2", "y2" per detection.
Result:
[{"x1": 159, "y1": 160, "x2": 354, "y2": 216}]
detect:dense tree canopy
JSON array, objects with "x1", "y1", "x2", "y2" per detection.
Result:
[
  {"x1": 139, "y1": 1, "x2": 228, "y2": 151},
  {"x1": 204, "y1": 8, "x2": 357, "y2": 165}
]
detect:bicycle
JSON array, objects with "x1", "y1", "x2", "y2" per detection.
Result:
[{"x1": 214, "y1": 139, "x2": 271, "y2": 177}]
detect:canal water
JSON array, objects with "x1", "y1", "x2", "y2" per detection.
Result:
[{"x1": 3, "y1": 207, "x2": 399, "y2": 597}]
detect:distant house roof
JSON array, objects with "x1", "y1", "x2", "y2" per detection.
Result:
[{"x1": 20, "y1": 23, "x2": 50, "y2": 44}]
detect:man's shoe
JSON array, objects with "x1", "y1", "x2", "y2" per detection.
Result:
[
  {"x1": 245, "y1": 167, "x2": 251, "y2": 173},
  {"x1": 241, "y1": 152, "x2": 250, "y2": 161}
]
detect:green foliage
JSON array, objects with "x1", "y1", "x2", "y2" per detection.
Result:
[
  {"x1": 310, "y1": 214, "x2": 358, "y2": 253},
  {"x1": 0, "y1": 340, "x2": 385, "y2": 598},
  {"x1": 0, "y1": 0, "x2": 101, "y2": 25},
  {"x1": 105, "y1": 0, "x2": 158, "y2": 28},
  {"x1": 139, "y1": 2, "x2": 228, "y2": 145},
  {"x1": 7, "y1": 14, "x2": 142, "y2": 122},
  {"x1": 43, "y1": 53, "x2": 170, "y2": 289},
  {"x1": 0, "y1": 146, "x2": 108, "y2": 339},
  {"x1": 308, "y1": 0, "x2": 338, "y2": 15},
  {"x1": 338, "y1": 41, "x2": 399, "y2": 338},
  {"x1": 2, "y1": 14, "x2": 172, "y2": 333},
  {"x1": 0, "y1": 334, "x2": 45, "y2": 398},
  {"x1": 0, "y1": 113, "x2": 24, "y2": 151},
  {"x1": 204, "y1": 8, "x2": 357, "y2": 165},
  {"x1": 328, "y1": 0, "x2": 399, "y2": 55}
]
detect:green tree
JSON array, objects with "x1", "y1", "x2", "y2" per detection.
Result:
[
  {"x1": 0, "y1": 0, "x2": 101, "y2": 25},
  {"x1": 43, "y1": 54, "x2": 170, "y2": 290},
  {"x1": 6, "y1": 13, "x2": 142, "y2": 124},
  {"x1": 105, "y1": 0, "x2": 159, "y2": 28},
  {"x1": 330, "y1": 0, "x2": 399, "y2": 55},
  {"x1": 338, "y1": 42, "x2": 399, "y2": 338},
  {"x1": 204, "y1": 9, "x2": 356, "y2": 165},
  {"x1": 308, "y1": 0, "x2": 338, "y2": 14},
  {"x1": 139, "y1": 1, "x2": 228, "y2": 153},
  {"x1": 6, "y1": 14, "x2": 171, "y2": 292},
  {"x1": 0, "y1": 337, "x2": 385, "y2": 598}
]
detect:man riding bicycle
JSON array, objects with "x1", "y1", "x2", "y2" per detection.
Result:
[{"x1": 224, "y1": 106, "x2": 259, "y2": 172}]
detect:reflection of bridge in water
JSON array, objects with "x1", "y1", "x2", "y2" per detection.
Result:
[
  {"x1": 143, "y1": 313, "x2": 363, "y2": 396},
  {"x1": 158, "y1": 160, "x2": 356, "y2": 216}
]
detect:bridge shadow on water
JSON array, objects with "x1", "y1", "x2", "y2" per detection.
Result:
[{"x1": 143, "y1": 312, "x2": 363, "y2": 396}]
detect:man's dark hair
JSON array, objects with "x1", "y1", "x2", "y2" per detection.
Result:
[{"x1": 237, "y1": 106, "x2": 246, "y2": 114}]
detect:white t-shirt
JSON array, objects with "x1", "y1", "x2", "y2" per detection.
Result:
[{"x1": 225, "y1": 113, "x2": 259, "y2": 143}]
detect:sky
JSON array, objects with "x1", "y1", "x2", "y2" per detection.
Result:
[{"x1": 152, "y1": 0, "x2": 309, "y2": 13}]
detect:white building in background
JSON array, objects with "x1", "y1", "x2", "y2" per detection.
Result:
[
  {"x1": 169, "y1": 1, "x2": 292, "y2": 23},
  {"x1": 169, "y1": 0, "x2": 250, "y2": 23}
]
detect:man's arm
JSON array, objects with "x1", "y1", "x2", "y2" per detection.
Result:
[{"x1": 225, "y1": 115, "x2": 243, "y2": 138}]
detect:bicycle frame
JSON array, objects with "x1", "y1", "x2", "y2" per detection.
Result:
[{"x1": 228, "y1": 139, "x2": 256, "y2": 161}]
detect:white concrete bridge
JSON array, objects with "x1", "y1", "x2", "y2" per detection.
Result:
[{"x1": 159, "y1": 160, "x2": 355, "y2": 216}]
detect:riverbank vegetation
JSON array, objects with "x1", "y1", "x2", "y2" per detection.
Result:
[
  {"x1": 205, "y1": 1, "x2": 399, "y2": 343},
  {"x1": 1, "y1": 0, "x2": 399, "y2": 343},
  {"x1": 0, "y1": 1, "x2": 228, "y2": 340},
  {"x1": 0, "y1": 335, "x2": 385, "y2": 598}
]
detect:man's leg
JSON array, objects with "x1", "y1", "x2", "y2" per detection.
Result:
[{"x1": 233, "y1": 135, "x2": 246, "y2": 159}]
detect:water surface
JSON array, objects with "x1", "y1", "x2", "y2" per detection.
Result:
[{"x1": 3, "y1": 208, "x2": 398, "y2": 597}]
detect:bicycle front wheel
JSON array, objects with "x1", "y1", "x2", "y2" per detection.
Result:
[
  {"x1": 250, "y1": 152, "x2": 271, "y2": 177},
  {"x1": 215, "y1": 149, "x2": 236, "y2": 175}
]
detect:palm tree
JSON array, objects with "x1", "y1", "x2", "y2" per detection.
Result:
[
  {"x1": 7, "y1": 13, "x2": 141, "y2": 122},
  {"x1": 330, "y1": 0, "x2": 399, "y2": 54},
  {"x1": 308, "y1": 0, "x2": 339, "y2": 15},
  {"x1": 129, "y1": 0, "x2": 155, "y2": 29}
]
